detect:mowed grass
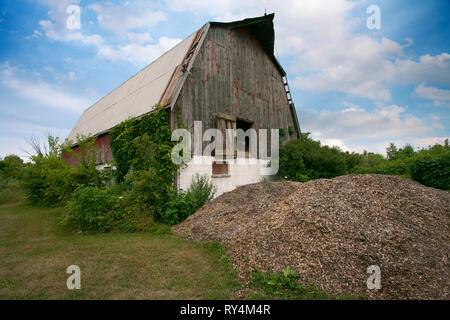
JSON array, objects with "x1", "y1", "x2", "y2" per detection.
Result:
[{"x1": 0, "y1": 203, "x2": 240, "y2": 299}]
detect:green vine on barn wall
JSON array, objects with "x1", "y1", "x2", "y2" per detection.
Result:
[
  {"x1": 109, "y1": 105, "x2": 179, "y2": 220},
  {"x1": 109, "y1": 105, "x2": 177, "y2": 182}
]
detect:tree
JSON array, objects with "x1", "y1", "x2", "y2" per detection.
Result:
[
  {"x1": 397, "y1": 144, "x2": 414, "y2": 159},
  {"x1": 278, "y1": 133, "x2": 352, "y2": 182},
  {"x1": 386, "y1": 143, "x2": 398, "y2": 160},
  {"x1": 0, "y1": 155, "x2": 25, "y2": 180}
]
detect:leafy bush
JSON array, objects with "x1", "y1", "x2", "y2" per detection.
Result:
[
  {"x1": 188, "y1": 174, "x2": 216, "y2": 211},
  {"x1": 22, "y1": 135, "x2": 101, "y2": 206},
  {"x1": 65, "y1": 185, "x2": 117, "y2": 232},
  {"x1": 353, "y1": 141, "x2": 449, "y2": 189},
  {"x1": 65, "y1": 173, "x2": 217, "y2": 230},
  {"x1": 160, "y1": 175, "x2": 216, "y2": 226},
  {"x1": 161, "y1": 190, "x2": 196, "y2": 225},
  {"x1": 352, "y1": 158, "x2": 411, "y2": 177},
  {"x1": 0, "y1": 178, "x2": 26, "y2": 204},
  {"x1": 64, "y1": 184, "x2": 157, "y2": 233},
  {"x1": 0, "y1": 155, "x2": 26, "y2": 204},
  {"x1": 0, "y1": 155, "x2": 25, "y2": 180},
  {"x1": 410, "y1": 153, "x2": 450, "y2": 190},
  {"x1": 123, "y1": 168, "x2": 172, "y2": 222},
  {"x1": 22, "y1": 155, "x2": 100, "y2": 206},
  {"x1": 278, "y1": 133, "x2": 351, "y2": 181},
  {"x1": 279, "y1": 135, "x2": 449, "y2": 191},
  {"x1": 288, "y1": 126, "x2": 294, "y2": 137}
]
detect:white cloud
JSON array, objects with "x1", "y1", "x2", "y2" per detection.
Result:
[
  {"x1": 1, "y1": 63, "x2": 93, "y2": 113},
  {"x1": 397, "y1": 53, "x2": 450, "y2": 87},
  {"x1": 98, "y1": 37, "x2": 182, "y2": 66},
  {"x1": 341, "y1": 102, "x2": 364, "y2": 113},
  {"x1": 128, "y1": 32, "x2": 153, "y2": 44},
  {"x1": 37, "y1": 1, "x2": 177, "y2": 67},
  {"x1": 1, "y1": 62, "x2": 21, "y2": 77},
  {"x1": 25, "y1": 29, "x2": 43, "y2": 39},
  {"x1": 37, "y1": 0, "x2": 104, "y2": 48},
  {"x1": 299, "y1": 104, "x2": 432, "y2": 149},
  {"x1": 414, "y1": 137, "x2": 449, "y2": 148},
  {"x1": 88, "y1": 1, "x2": 167, "y2": 36},
  {"x1": 39, "y1": 18, "x2": 104, "y2": 47},
  {"x1": 413, "y1": 83, "x2": 450, "y2": 107},
  {"x1": 320, "y1": 138, "x2": 352, "y2": 152}
]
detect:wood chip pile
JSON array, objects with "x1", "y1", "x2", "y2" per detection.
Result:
[{"x1": 173, "y1": 174, "x2": 450, "y2": 299}]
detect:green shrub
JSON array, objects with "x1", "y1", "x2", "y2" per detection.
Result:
[
  {"x1": 0, "y1": 155, "x2": 25, "y2": 180},
  {"x1": 160, "y1": 174, "x2": 216, "y2": 226},
  {"x1": 278, "y1": 133, "x2": 350, "y2": 181},
  {"x1": 288, "y1": 126, "x2": 294, "y2": 137},
  {"x1": 410, "y1": 153, "x2": 450, "y2": 190},
  {"x1": 188, "y1": 174, "x2": 216, "y2": 211},
  {"x1": 123, "y1": 168, "x2": 172, "y2": 222},
  {"x1": 99, "y1": 166, "x2": 115, "y2": 186},
  {"x1": 22, "y1": 156, "x2": 100, "y2": 206},
  {"x1": 161, "y1": 175, "x2": 216, "y2": 226},
  {"x1": 65, "y1": 185, "x2": 117, "y2": 232},
  {"x1": 65, "y1": 183, "x2": 158, "y2": 233},
  {"x1": 21, "y1": 135, "x2": 101, "y2": 206},
  {"x1": 0, "y1": 155, "x2": 26, "y2": 204},
  {"x1": 60, "y1": 107, "x2": 183, "y2": 232},
  {"x1": 352, "y1": 158, "x2": 411, "y2": 176},
  {"x1": 0, "y1": 177, "x2": 26, "y2": 204},
  {"x1": 278, "y1": 137, "x2": 450, "y2": 185},
  {"x1": 162, "y1": 190, "x2": 196, "y2": 225}
]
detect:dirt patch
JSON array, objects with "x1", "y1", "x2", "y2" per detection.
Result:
[{"x1": 173, "y1": 174, "x2": 450, "y2": 299}]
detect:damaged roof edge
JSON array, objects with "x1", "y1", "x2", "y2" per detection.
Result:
[{"x1": 210, "y1": 13, "x2": 286, "y2": 77}]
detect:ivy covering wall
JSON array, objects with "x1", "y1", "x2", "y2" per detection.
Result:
[
  {"x1": 108, "y1": 105, "x2": 179, "y2": 220},
  {"x1": 109, "y1": 105, "x2": 177, "y2": 182}
]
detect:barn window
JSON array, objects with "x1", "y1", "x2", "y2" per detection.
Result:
[{"x1": 212, "y1": 161, "x2": 229, "y2": 176}]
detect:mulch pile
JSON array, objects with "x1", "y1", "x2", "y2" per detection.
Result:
[{"x1": 173, "y1": 174, "x2": 450, "y2": 299}]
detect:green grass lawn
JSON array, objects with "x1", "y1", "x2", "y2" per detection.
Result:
[{"x1": 0, "y1": 202, "x2": 241, "y2": 299}]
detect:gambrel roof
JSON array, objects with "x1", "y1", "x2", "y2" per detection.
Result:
[{"x1": 68, "y1": 14, "x2": 289, "y2": 142}]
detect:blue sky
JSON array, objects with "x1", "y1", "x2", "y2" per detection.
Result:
[{"x1": 0, "y1": 0, "x2": 449, "y2": 158}]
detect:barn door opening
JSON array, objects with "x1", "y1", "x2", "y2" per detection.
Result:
[{"x1": 236, "y1": 118, "x2": 253, "y2": 157}]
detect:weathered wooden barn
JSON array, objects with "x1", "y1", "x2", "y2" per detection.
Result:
[{"x1": 66, "y1": 14, "x2": 301, "y2": 196}]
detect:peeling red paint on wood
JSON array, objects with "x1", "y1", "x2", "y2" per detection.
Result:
[{"x1": 63, "y1": 134, "x2": 113, "y2": 167}]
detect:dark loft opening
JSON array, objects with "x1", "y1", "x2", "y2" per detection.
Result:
[{"x1": 236, "y1": 118, "x2": 253, "y2": 153}]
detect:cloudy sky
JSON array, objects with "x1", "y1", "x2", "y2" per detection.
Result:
[{"x1": 0, "y1": 0, "x2": 449, "y2": 158}]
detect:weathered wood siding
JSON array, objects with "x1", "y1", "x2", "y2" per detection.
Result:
[
  {"x1": 172, "y1": 25, "x2": 298, "y2": 152},
  {"x1": 63, "y1": 133, "x2": 113, "y2": 167}
]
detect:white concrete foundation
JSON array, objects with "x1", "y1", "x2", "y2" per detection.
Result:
[{"x1": 178, "y1": 156, "x2": 270, "y2": 197}]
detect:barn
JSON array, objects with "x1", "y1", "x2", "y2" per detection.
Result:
[{"x1": 65, "y1": 13, "x2": 301, "y2": 196}]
